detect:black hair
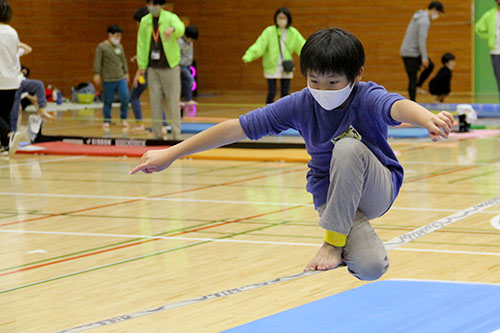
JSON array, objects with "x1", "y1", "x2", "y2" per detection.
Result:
[
  {"x1": 0, "y1": 0, "x2": 12, "y2": 24},
  {"x1": 21, "y1": 65, "x2": 30, "y2": 78},
  {"x1": 133, "y1": 6, "x2": 150, "y2": 22},
  {"x1": 274, "y1": 7, "x2": 292, "y2": 28},
  {"x1": 300, "y1": 27, "x2": 365, "y2": 82},
  {"x1": 107, "y1": 24, "x2": 123, "y2": 34},
  {"x1": 185, "y1": 25, "x2": 199, "y2": 40},
  {"x1": 428, "y1": 1, "x2": 444, "y2": 13},
  {"x1": 441, "y1": 52, "x2": 455, "y2": 65},
  {"x1": 152, "y1": 0, "x2": 166, "y2": 5}
]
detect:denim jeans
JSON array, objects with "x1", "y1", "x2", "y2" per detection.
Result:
[
  {"x1": 10, "y1": 79, "x2": 46, "y2": 131},
  {"x1": 491, "y1": 55, "x2": 500, "y2": 98},
  {"x1": 130, "y1": 72, "x2": 167, "y2": 125},
  {"x1": 266, "y1": 79, "x2": 291, "y2": 104},
  {"x1": 102, "y1": 79, "x2": 129, "y2": 123},
  {"x1": 180, "y1": 65, "x2": 194, "y2": 101}
]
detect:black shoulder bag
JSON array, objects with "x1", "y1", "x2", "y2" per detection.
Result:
[{"x1": 277, "y1": 30, "x2": 294, "y2": 73}]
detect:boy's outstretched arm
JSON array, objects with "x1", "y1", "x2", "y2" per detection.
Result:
[
  {"x1": 130, "y1": 119, "x2": 247, "y2": 175},
  {"x1": 390, "y1": 99, "x2": 454, "y2": 141}
]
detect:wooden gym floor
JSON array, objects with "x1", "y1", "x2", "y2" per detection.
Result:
[{"x1": 1, "y1": 92, "x2": 500, "y2": 331}]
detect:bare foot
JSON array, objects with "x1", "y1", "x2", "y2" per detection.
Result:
[
  {"x1": 304, "y1": 242, "x2": 344, "y2": 271},
  {"x1": 39, "y1": 109, "x2": 53, "y2": 119},
  {"x1": 122, "y1": 120, "x2": 130, "y2": 128},
  {"x1": 131, "y1": 124, "x2": 145, "y2": 132}
]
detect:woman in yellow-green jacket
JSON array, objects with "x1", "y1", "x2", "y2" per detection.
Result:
[
  {"x1": 242, "y1": 8, "x2": 306, "y2": 104},
  {"x1": 476, "y1": 1, "x2": 500, "y2": 97}
]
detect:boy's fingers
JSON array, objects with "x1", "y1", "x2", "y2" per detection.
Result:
[{"x1": 130, "y1": 163, "x2": 147, "y2": 175}]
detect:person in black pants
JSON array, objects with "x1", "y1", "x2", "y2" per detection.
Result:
[
  {"x1": 429, "y1": 53, "x2": 456, "y2": 103},
  {"x1": 400, "y1": 2, "x2": 444, "y2": 101},
  {"x1": 402, "y1": 56, "x2": 435, "y2": 101},
  {"x1": 0, "y1": 0, "x2": 21, "y2": 154}
]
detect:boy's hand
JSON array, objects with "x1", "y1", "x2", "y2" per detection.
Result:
[
  {"x1": 426, "y1": 111, "x2": 454, "y2": 141},
  {"x1": 93, "y1": 74, "x2": 101, "y2": 86},
  {"x1": 130, "y1": 149, "x2": 175, "y2": 175},
  {"x1": 163, "y1": 27, "x2": 175, "y2": 39}
]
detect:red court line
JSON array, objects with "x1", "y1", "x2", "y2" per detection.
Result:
[
  {"x1": 0, "y1": 205, "x2": 304, "y2": 277},
  {"x1": 0, "y1": 168, "x2": 305, "y2": 228}
]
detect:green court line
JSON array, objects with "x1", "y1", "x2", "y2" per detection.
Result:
[
  {"x1": 447, "y1": 170, "x2": 499, "y2": 184},
  {"x1": 404, "y1": 165, "x2": 480, "y2": 182},
  {"x1": 0, "y1": 218, "x2": 230, "y2": 273},
  {"x1": 0, "y1": 220, "x2": 291, "y2": 294}
]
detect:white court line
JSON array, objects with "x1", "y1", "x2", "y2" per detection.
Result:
[
  {"x1": 51, "y1": 195, "x2": 500, "y2": 332},
  {"x1": 491, "y1": 215, "x2": 500, "y2": 231},
  {"x1": 1, "y1": 229, "x2": 500, "y2": 257},
  {"x1": 0, "y1": 156, "x2": 83, "y2": 169},
  {"x1": 402, "y1": 160, "x2": 500, "y2": 167},
  {"x1": 2, "y1": 191, "x2": 500, "y2": 214}
]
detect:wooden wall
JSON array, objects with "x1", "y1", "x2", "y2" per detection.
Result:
[{"x1": 10, "y1": 0, "x2": 472, "y2": 97}]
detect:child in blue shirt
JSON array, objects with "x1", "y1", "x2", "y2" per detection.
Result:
[{"x1": 131, "y1": 27, "x2": 453, "y2": 280}]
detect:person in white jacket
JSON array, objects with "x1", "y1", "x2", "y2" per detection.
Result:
[{"x1": 0, "y1": 0, "x2": 21, "y2": 155}]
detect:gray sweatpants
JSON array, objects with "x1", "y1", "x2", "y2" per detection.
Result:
[
  {"x1": 318, "y1": 138, "x2": 394, "y2": 281},
  {"x1": 147, "y1": 66, "x2": 181, "y2": 139}
]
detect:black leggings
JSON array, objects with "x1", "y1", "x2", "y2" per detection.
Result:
[
  {"x1": 402, "y1": 56, "x2": 434, "y2": 101},
  {"x1": 266, "y1": 79, "x2": 291, "y2": 104},
  {"x1": 0, "y1": 89, "x2": 16, "y2": 147}
]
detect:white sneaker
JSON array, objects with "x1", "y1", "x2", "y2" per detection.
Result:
[{"x1": 9, "y1": 132, "x2": 21, "y2": 156}]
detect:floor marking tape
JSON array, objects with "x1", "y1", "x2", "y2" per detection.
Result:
[
  {"x1": 58, "y1": 195, "x2": 500, "y2": 332},
  {"x1": 3, "y1": 230, "x2": 500, "y2": 257},
  {"x1": 0, "y1": 156, "x2": 83, "y2": 169},
  {"x1": 2, "y1": 192, "x2": 500, "y2": 214}
]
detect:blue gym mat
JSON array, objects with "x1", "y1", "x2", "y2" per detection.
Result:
[
  {"x1": 224, "y1": 280, "x2": 500, "y2": 332},
  {"x1": 181, "y1": 123, "x2": 429, "y2": 138}
]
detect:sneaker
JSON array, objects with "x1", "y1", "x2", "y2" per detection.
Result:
[
  {"x1": 0, "y1": 146, "x2": 8, "y2": 156},
  {"x1": 39, "y1": 109, "x2": 53, "y2": 119},
  {"x1": 28, "y1": 115, "x2": 43, "y2": 142},
  {"x1": 8, "y1": 132, "x2": 21, "y2": 156},
  {"x1": 102, "y1": 122, "x2": 110, "y2": 131}
]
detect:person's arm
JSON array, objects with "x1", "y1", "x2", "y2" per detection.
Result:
[
  {"x1": 171, "y1": 13, "x2": 185, "y2": 39},
  {"x1": 18, "y1": 42, "x2": 32, "y2": 56},
  {"x1": 475, "y1": 12, "x2": 490, "y2": 40},
  {"x1": 418, "y1": 20, "x2": 430, "y2": 65},
  {"x1": 93, "y1": 44, "x2": 103, "y2": 85},
  {"x1": 390, "y1": 99, "x2": 454, "y2": 141},
  {"x1": 136, "y1": 20, "x2": 148, "y2": 71},
  {"x1": 242, "y1": 30, "x2": 267, "y2": 63},
  {"x1": 130, "y1": 119, "x2": 247, "y2": 174},
  {"x1": 293, "y1": 28, "x2": 306, "y2": 56},
  {"x1": 121, "y1": 45, "x2": 129, "y2": 82}
]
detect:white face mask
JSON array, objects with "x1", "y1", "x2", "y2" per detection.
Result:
[
  {"x1": 431, "y1": 12, "x2": 439, "y2": 20},
  {"x1": 308, "y1": 82, "x2": 354, "y2": 111},
  {"x1": 149, "y1": 6, "x2": 161, "y2": 17},
  {"x1": 110, "y1": 37, "x2": 120, "y2": 45},
  {"x1": 277, "y1": 19, "x2": 288, "y2": 28}
]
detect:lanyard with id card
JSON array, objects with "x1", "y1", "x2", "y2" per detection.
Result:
[{"x1": 151, "y1": 25, "x2": 161, "y2": 60}]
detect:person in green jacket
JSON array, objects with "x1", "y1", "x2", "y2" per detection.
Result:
[
  {"x1": 476, "y1": 0, "x2": 500, "y2": 98},
  {"x1": 242, "y1": 7, "x2": 306, "y2": 104},
  {"x1": 136, "y1": 0, "x2": 185, "y2": 140}
]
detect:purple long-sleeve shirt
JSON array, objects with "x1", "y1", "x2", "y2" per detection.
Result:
[{"x1": 239, "y1": 81, "x2": 405, "y2": 209}]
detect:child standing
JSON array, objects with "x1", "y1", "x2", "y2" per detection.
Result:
[
  {"x1": 93, "y1": 24, "x2": 130, "y2": 130},
  {"x1": 429, "y1": 53, "x2": 456, "y2": 103},
  {"x1": 131, "y1": 28, "x2": 453, "y2": 280},
  {"x1": 178, "y1": 25, "x2": 198, "y2": 105}
]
